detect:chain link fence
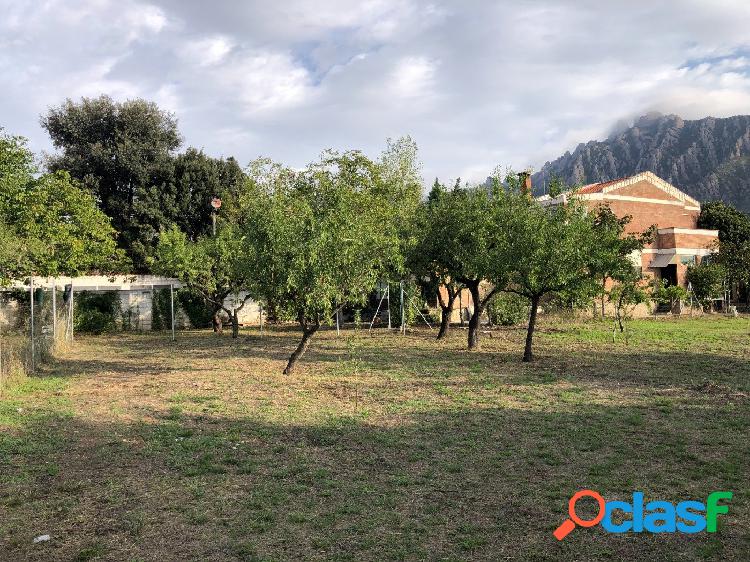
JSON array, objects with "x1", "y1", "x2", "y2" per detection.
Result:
[{"x1": 0, "y1": 283, "x2": 72, "y2": 390}]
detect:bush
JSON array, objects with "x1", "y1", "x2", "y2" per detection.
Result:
[
  {"x1": 652, "y1": 281, "x2": 688, "y2": 308},
  {"x1": 686, "y1": 262, "x2": 726, "y2": 308},
  {"x1": 74, "y1": 291, "x2": 119, "y2": 334},
  {"x1": 177, "y1": 289, "x2": 213, "y2": 329},
  {"x1": 151, "y1": 288, "x2": 173, "y2": 331},
  {"x1": 487, "y1": 293, "x2": 528, "y2": 326}
]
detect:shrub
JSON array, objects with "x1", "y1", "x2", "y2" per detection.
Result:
[
  {"x1": 151, "y1": 288, "x2": 179, "y2": 331},
  {"x1": 686, "y1": 262, "x2": 726, "y2": 309},
  {"x1": 177, "y1": 289, "x2": 213, "y2": 329},
  {"x1": 487, "y1": 293, "x2": 528, "y2": 326},
  {"x1": 74, "y1": 291, "x2": 119, "y2": 334},
  {"x1": 652, "y1": 281, "x2": 688, "y2": 308}
]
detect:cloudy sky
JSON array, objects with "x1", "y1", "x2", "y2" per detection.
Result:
[{"x1": 2, "y1": 0, "x2": 750, "y2": 185}]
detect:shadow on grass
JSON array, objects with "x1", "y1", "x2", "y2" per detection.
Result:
[
  {"x1": 48, "y1": 327, "x2": 750, "y2": 396},
  {"x1": 1, "y1": 395, "x2": 748, "y2": 561}
]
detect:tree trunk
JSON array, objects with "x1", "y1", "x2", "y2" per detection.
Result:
[
  {"x1": 437, "y1": 306, "x2": 451, "y2": 339},
  {"x1": 283, "y1": 320, "x2": 320, "y2": 375},
  {"x1": 212, "y1": 311, "x2": 223, "y2": 334},
  {"x1": 523, "y1": 295, "x2": 540, "y2": 362},
  {"x1": 436, "y1": 287, "x2": 457, "y2": 340},
  {"x1": 231, "y1": 310, "x2": 239, "y2": 339},
  {"x1": 601, "y1": 277, "x2": 606, "y2": 319},
  {"x1": 467, "y1": 281, "x2": 481, "y2": 350}
]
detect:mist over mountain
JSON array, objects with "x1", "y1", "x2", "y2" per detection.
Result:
[{"x1": 533, "y1": 113, "x2": 750, "y2": 213}]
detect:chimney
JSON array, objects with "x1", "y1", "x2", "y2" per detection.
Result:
[{"x1": 518, "y1": 171, "x2": 532, "y2": 197}]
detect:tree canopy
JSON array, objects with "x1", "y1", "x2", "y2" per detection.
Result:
[
  {"x1": 698, "y1": 201, "x2": 750, "y2": 290},
  {"x1": 154, "y1": 223, "x2": 251, "y2": 337},
  {"x1": 42, "y1": 95, "x2": 181, "y2": 269},
  {"x1": 238, "y1": 152, "x2": 403, "y2": 373},
  {"x1": 504, "y1": 196, "x2": 641, "y2": 361},
  {"x1": 0, "y1": 130, "x2": 123, "y2": 283}
]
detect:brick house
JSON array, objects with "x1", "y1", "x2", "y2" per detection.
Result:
[
  {"x1": 538, "y1": 171, "x2": 718, "y2": 288},
  {"x1": 438, "y1": 171, "x2": 718, "y2": 321}
]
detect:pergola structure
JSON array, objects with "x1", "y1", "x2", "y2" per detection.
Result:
[{"x1": 2, "y1": 275, "x2": 182, "y2": 371}]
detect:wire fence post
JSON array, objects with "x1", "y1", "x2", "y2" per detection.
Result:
[
  {"x1": 386, "y1": 285, "x2": 392, "y2": 330},
  {"x1": 52, "y1": 279, "x2": 57, "y2": 344},
  {"x1": 30, "y1": 276, "x2": 35, "y2": 373},
  {"x1": 69, "y1": 287, "x2": 74, "y2": 343},
  {"x1": 400, "y1": 281, "x2": 405, "y2": 335},
  {"x1": 259, "y1": 303, "x2": 263, "y2": 337},
  {"x1": 170, "y1": 283, "x2": 175, "y2": 342}
]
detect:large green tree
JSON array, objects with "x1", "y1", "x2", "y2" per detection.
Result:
[
  {"x1": 421, "y1": 177, "x2": 531, "y2": 350},
  {"x1": 169, "y1": 148, "x2": 245, "y2": 240},
  {"x1": 239, "y1": 152, "x2": 402, "y2": 374},
  {"x1": 154, "y1": 224, "x2": 251, "y2": 337},
  {"x1": 698, "y1": 201, "x2": 750, "y2": 300},
  {"x1": 504, "y1": 198, "x2": 619, "y2": 362},
  {"x1": 410, "y1": 179, "x2": 464, "y2": 339},
  {"x1": 41, "y1": 95, "x2": 181, "y2": 269},
  {"x1": 0, "y1": 129, "x2": 123, "y2": 282}
]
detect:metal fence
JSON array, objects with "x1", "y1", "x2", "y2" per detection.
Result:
[{"x1": 0, "y1": 282, "x2": 72, "y2": 389}]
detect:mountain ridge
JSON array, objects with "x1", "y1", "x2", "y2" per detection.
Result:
[{"x1": 532, "y1": 113, "x2": 750, "y2": 213}]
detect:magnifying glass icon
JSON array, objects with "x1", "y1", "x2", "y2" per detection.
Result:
[{"x1": 553, "y1": 489, "x2": 605, "y2": 540}]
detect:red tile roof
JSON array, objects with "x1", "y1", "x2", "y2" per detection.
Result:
[{"x1": 577, "y1": 175, "x2": 634, "y2": 194}]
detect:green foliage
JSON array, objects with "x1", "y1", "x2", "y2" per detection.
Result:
[
  {"x1": 378, "y1": 136, "x2": 424, "y2": 272},
  {"x1": 608, "y1": 267, "x2": 651, "y2": 336},
  {"x1": 0, "y1": 129, "x2": 124, "y2": 282},
  {"x1": 698, "y1": 201, "x2": 750, "y2": 244},
  {"x1": 169, "y1": 148, "x2": 245, "y2": 239},
  {"x1": 74, "y1": 291, "x2": 120, "y2": 334},
  {"x1": 686, "y1": 261, "x2": 726, "y2": 308},
  {"x1": 153, "y1": 223, "x2": 250, "y2": 325},
  {"x1": 388, "y1": 281, "x2": 420, "y2": 328},
  {"x1": 177, "y1": 289, "x2": 214, "y2": 329},
  {"x1": 151, "y1": 288, "x2": 173, "y2": 331},
  {"x1": 506, "y1": 201, "x2": 601, "y2": 300},
  {"x1": 487, "y1": 293, "x2": 528, "y2": 326},
  {"x1": 698, "y1": 201, "x2": 750, "y2": 285},
  {"x1": 652, "y1": 281, "x2": 689, "y2": 308},
  {"x1": 239, "y1": 152, "x2": 403, "y2": 328},
  {"x1": 42, "y1": 95, "x2": 182, "y2": 270}
]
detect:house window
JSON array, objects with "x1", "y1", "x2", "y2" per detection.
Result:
[{"x1": 680, "y1": 255, "x2": 696, "y2": 265}]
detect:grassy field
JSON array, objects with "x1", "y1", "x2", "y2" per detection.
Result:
[{"x1": 0, "y1": 317, "x2": 748, "y2": 560}]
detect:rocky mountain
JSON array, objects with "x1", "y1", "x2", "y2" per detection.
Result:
[{"x1": 532, "y1": 113, "x2": 750, "y2": 213}]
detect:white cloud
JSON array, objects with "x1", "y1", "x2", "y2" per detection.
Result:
[
  {"x1": 391, "y1": 56, "x2": 438, "y2": 99},
  {"x1": 182, "y1": 35, "x2": 233, "y2": 67},
  {"x1": 2, "y1": 0, "x2": 750, "y2": 185},
  {"x1": 222, "y1": 50, "x2": 313, "y2": 115}
]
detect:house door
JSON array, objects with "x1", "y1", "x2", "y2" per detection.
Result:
[{"x1": 661, "y1": 264, "x2": 678, "y2": 287}]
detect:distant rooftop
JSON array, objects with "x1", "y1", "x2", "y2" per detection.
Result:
[{"x1": 537, "y1": 171, "x2": 701, "y2": 208}]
